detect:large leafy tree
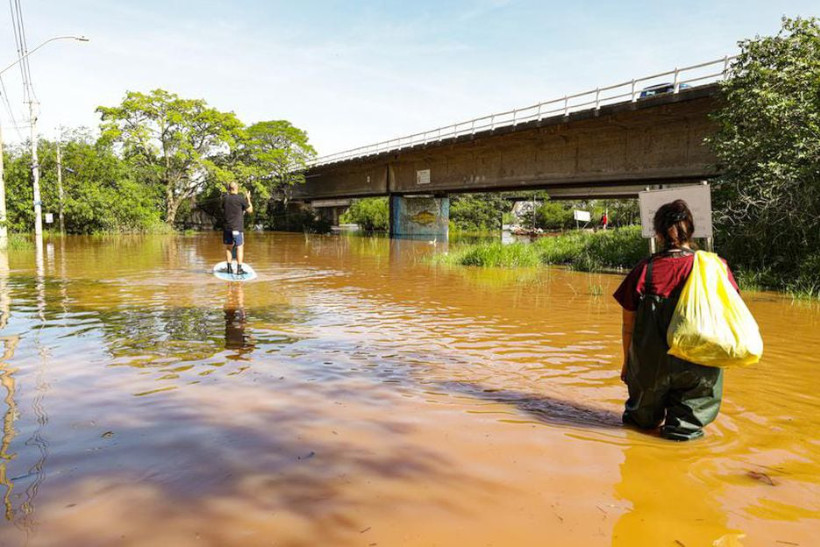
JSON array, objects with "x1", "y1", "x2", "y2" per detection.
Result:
[
  {"x1": 97, "y1": 89, "x2": 244, "y2": 225},
  {"x1": 2, "y1": 130, "x2": 162, "y2": 234},
  {"x1": 227, "y1": 120, "x2": 316, "y2": 197},
  {"x1": 710, "y1": 17, "x2": 820, "y2": 289},
  {"x1": 450, "y1": 193, "x2": 508, "y2": 232}
]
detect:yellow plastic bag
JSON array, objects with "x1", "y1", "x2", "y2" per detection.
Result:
[{"x1": 667, "y1": 251, "x2": 763, "y2": 368}]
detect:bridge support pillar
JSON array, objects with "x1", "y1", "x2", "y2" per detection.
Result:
[{"x1": 389, "y1": 195, "x2": 449, "y2": 239}]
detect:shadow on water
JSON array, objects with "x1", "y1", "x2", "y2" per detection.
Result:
[
  {"x1": 439, "y1": 381, "x2": 623, "y2": 429},
  {"x1": 0, "y1": 378, "x2": 487, "y2": 545}
]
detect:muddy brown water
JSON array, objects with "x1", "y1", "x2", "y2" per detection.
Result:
[{"x1": 0, "y1": 233, "x2": 817, "y2": 546}]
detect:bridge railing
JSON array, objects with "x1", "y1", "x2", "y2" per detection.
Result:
[{"x1": 312, "y1": 55, "x2": 736, "y2": 167}]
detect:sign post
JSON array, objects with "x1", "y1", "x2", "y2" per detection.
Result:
[
  {"x1": 638, "y1": 184, "x2": 713, "y2": 253},
  {"x1": 573, "y1": 210, "x2": 591, "y2": 230}
]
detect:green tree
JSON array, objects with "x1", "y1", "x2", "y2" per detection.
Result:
[
  {"x1": 341, "y1": 198, "x2": 389, "y2": 232},
  {"x1": 97, "y1": 89, "x2": 244, "y2": 225},
  {"x1": 601, "y1": 199, "x2": 640, "y2": 227},
  {"x1": 535, "y1": 200, "x2": 574, "y2": 230},
  {"x1": 244, "y1": 120, "x2": 316, "y2": 190},
  {"x1": 2, "y1": 144, "x2": 33, "y2": 232},
  {"x1": 449, "y1": 193, "x2": 507, "y2": 232},
  {"x1": 2, "y1": 132, "x2": 163, "y2": 234},
  {"x1": 710, "y1": 17, "x2": 820, "y2": 290},
  {"x1": 221, "y1": 120, "x2": 317, "y2": 223}
]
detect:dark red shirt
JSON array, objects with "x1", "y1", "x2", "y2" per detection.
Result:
[{"x1": 613, "y1": 253, "x2": 739, "y2": 312}]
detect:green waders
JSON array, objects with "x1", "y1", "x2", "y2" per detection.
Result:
[{"x1": 623, "y1": 253, "x2": 723, "y2": 441}]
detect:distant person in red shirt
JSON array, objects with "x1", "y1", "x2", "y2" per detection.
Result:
[
  {"x1": 601, "y1": 212, "x2": 609, "y2": 230},
  {"x1": 613, "y1": 199, "x2": 739, "y2": 441}
]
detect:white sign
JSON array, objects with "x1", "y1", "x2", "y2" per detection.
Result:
[
  {"x1": 44, "y1": 213, "x2": 54, "y2": 224},
  {"x1": 573, "y1": 210, "x2": 591, "y2": 222},
  {"x1": 416, "y1": 169, "x2": 431, "y2": 185},
  {"x1": 638, "y1": 185, "x2": 712, "y2": 239}
]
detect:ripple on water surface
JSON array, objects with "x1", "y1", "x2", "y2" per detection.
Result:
[{"x1": 0, "y1": 233, "x2": 817, "y2": 546}]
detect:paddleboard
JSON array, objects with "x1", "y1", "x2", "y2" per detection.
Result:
[{"x1": 213, "y1": 261, "x2": 258, "y2": 282}]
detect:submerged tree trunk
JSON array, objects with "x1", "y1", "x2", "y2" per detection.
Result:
[{"x1": 165, "y1": 182, "x2": 181, "y2": 226}]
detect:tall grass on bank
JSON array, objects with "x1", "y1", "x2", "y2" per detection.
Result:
[
  {"x1": 6, "y1": 234, "x2": 34, "y2": 251},
  {"x1": 435, "y1": 226, "x2": 646, "y2": 272},
  {"x1": 455, "y1": 242, "x2": 542, "y2": 268}
]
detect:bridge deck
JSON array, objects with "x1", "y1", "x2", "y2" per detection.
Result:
[{"x1": 296, "y1": 83, "x2": 721, "y2": 201}]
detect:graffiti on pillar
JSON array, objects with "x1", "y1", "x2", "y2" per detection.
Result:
[
  {"x1": 392, "y1": 195, "x2": 449, "y2": 237},
  {"x1": 409, "y1": 210, "x2": 437, "y2": 226}
]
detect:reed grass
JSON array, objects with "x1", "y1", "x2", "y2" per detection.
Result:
[
  {"x1": 435, "y1": 226, "x2": 645, "y2": 271},
  {"x1": 7, "y1": 234, "x2": 34, "y2": 251}
]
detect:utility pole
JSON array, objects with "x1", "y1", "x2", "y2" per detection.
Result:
[
  {"x1": 56, "y1": 143, "x2": 64, "y2": 233},
  {"x1": 531, "y1": 193, "x2": 536, "y2": 232},
  {"x1": 0, "y1": 35, "x2": 88, "y2": 242},
  {"x1": 0, "y1": 121, "x2": 6, "y2": 247},
  {"x1": 29, "y1": 100, "x2": 42, "y2": 239}
]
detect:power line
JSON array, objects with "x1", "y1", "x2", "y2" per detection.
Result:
[
  {"x1": 0, "y1": 76, "x2": 25, "y2": 141},
  {"x1": 17, "y1": 0, "x2": 37, "y2": 104},
  {"x1": 8, "y1": 0, "x2": 37, "y2": 107},
  {"x1": 8, "y1": 0, "x2": 27, "y2": 102},
  {"x1": 8, "y1": 0, "x2": 44, "y2": 239}
]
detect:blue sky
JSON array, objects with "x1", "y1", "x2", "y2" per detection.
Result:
[{"x1": 0, "y1": 1, "x2": 817, "y2": 154}]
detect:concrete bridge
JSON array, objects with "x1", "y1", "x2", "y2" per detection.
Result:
[{"x1": 295, "y1": 57, "x2": 732, "y2": 236}]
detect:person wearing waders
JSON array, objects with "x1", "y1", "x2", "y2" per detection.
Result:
[
  {"x1": 222, "y1": 181, "x2": 253, "y2": 275},
  {"x1": 613, "y1": 200, "x2": 740, "y2": 441}
]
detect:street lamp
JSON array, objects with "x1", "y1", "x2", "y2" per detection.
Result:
[
  {"x1": 0, "y1": 36, "x2": 89, "y2": 77},
  {"x1": 0, "y1": 35, "x2": 89, "y2": 245}
]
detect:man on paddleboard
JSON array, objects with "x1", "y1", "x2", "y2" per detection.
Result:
[{"x1": 222, "y1": 181, "x2": 253, "y2": 275}]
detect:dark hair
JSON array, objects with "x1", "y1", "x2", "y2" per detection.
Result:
[{"x1": 653, "y1": 199, "x2": 695, "y2": 249}]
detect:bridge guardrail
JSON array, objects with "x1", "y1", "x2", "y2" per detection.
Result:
[{"x1": 312, "y1": 55, "x2": 736, "y2": 167}]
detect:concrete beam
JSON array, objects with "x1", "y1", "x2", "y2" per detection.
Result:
[
  {"x1": 311, "y1": 199, "x2": 352, "y2": 208},
  {"x1": 294, "y1": 85, "x2": 721, "y2": 201},
  {"x1": 543, "y1": 181, "x2": 705, "y2": 200}
]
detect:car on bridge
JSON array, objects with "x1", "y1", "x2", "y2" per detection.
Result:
[{"x1": 640, "y1": 82, "x2": 691, "y2": 98}]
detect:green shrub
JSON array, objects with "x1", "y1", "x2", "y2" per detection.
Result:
[
  {"x1": 341, "y1": 198, "x2": 389, "y2": 232},
  {"x1": 710, "y1": 17, "x2": 820, "y2": 297},
  {"x1": 450, "y1": 194, "x2": 506, "y2": 232},
  {"x1": 7, "y1": 234, "x2": 34, "y2": 251},
  {"x1": 436, "y1": 226, "x2": 646, "y2": 271}
]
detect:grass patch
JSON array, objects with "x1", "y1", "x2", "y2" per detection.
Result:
[
  {"x1": 435, "y1": 225, "x2": 820, "y2": 301},
  {"x1": 6, "y1": 234, "x2": 34, "y2": 250},
  {"x1": 786, "y1": 276, "x2": 820, "y2": 300},
  {"x1": 435, "y1": 226, "x2": 645, "y2": 271},
  {"x1": 438, "y1": 241, "x2": 541, "y2": 268}
]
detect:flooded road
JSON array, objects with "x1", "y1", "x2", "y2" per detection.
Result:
[{"x1": 0, "y1": 233, "x2": 817, "y2": 546}]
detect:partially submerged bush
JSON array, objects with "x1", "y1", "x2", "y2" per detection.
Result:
[{"x1": 437, "y1": 227, "x2": 644, "y2": 271}]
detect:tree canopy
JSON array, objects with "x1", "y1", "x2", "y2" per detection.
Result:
[
  {"x1": 3, "y1": 130, "x2": 163, "y2": 234},
  {"x1": 97, "y1": 89, "x2": 244, "y2": 225},
  {"x1": 710, "y1": 16, "x2": 820, "y2": 292}
]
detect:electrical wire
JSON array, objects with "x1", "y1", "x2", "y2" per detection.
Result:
[
  {"x1": 8, "y1": 0, "x2": 37, "y2": 113},
  {"x1": 8, "y1": 0, "x2": 27, "y2": 103},
  {"x1": 0, "y1": 76, "x2": 25, "y2": 140},
  {"x1": 16, "y1": 0, "x2": 38, "y2": 104}
]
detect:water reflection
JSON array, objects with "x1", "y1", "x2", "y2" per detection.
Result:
[
  {"x1": 224, "y1": 283, "x2": 252, "y2": 353},
  {"x1": 0, "y1": 247, "x2": 23, "y2": 527},
  {"x1": 0, "y1": 336, "x2": 18, "y2": 524},
  {"x1": 0, "y1": 233, "x2": 814, "y2": 545}
]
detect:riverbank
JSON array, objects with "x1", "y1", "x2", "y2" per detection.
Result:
[
  {"x1": 434, "y1": 226, "x2": 646, "y2": 272},
  {"x1": 434, "y1": 226, "x2": 819, "y2": 300}
]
